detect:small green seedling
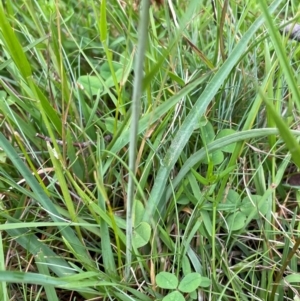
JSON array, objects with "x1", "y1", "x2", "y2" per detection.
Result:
[
  {"x1": 155, "y1": 272, "x2": 211, "y2": 301},
  {"x1": 224, "y1": 190, "x2": 269, "y2": 231}
]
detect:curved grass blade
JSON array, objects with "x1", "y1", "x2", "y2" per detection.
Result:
[
  {"x1": 264, "y1": 99, "x2": 300, "y2": 168},
  {"x1": 0, "y1": 232, "x2": 8, "y2": 301},
  {"x1": 166, "y1": 128, "x2": 300, "y2": 201}
]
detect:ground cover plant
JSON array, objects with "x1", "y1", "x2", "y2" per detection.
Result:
[{"x1": 1, "y1": 0, "x2": 300, "y2": 300}]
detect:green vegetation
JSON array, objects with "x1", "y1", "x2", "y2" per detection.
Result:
[{"x1": 1, "y1": 0, "x2": 300, "y2": 300}]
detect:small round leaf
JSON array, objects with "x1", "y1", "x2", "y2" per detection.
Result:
[
  {"x1": 215, "y1": 129, "x2": 237, "y2": 153},
  {"x1": 77, "y1": 75, "x2": 103, "y2": 96},
  {"x1": 162, "y1": 291, "x2": 185, "y2": 301},
  {"x1": 181, "y1": 255, "x2": 191, "y2": 276},
  {"x1": 202, "y1": 151, "x2": 224, "y2": 165},
  {"x1": 156, "y1": 272, "x2": 178, "y2": 289},
  {"x1": 199, "y1": 276, "x2": 211, "y2": 287},
  {"x1": 225, "y1": 189, "x2": 240, "y2": 205},
  {"x1": 240, "y1": 195, "x2": 267, "y2": 216},
  {"x1": 226, "y1": 212, "x2": 247, "y2": 231},
  {"x1": 284, "y1": 273, "x2": 300, "y2": 284},
  {"x1": 133, "y1": 199, "x2": 145, "y2": 227},
  {"x1": 132, "y1": 222, "x2": 151, "y2": 248},
  {"x1": 178, "y1": 273, "x2": 201, "y2": 293}
]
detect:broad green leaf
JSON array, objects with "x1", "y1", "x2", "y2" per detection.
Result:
[
  {"x1": 201, "y1": 120, "x2": 215, "y2": 144},
  {"x1": 0, "y1": 271, "x2": 107, "y2": 294},
  {"x1": 178, "y1": 273, "x2": 201, "y2": 293},
  {"x1": 240, "y1": 195, "x2": 268, "y2": 216},
  {"x1": 100, "y1": 61, "x2": 121, "y2": 79},
  {"x1": 177, "y1": 197, "x2": 190, "y2": 205},
  {"x1": 105, "y1": 117, "x2": 122, "y2": 134},
  {"x1": 190, "y1": 290, "x2": 198, "y2": 299},
  {"x1": 133, "y1": 200, "x2": 145, "y2": 227},
  {"x1": 105, "y1": 68, "x2": 124, "y2": 88},
  {"x1": 132, "y1": 222, "x2": 151, "y2": 248},
  {"x1": 215, "y1": 129, "x2": 237, "y2": 153},
  {"x1": 202, "y1": 150, "x2": 224, "y2": 165},
  {"x1": 197, "y1": 116, "x2": 208, "y2": 128},
  {"x1": 199, "y1": 277, "x2": 211, "y2": 288},
  {"x1": 226, "y1": 212, "x2": 247, "y2": 231},
  {"x1": 181, "y1": 255, "x2": 192, "y2": 276},
  {"x1": 163, "y1": 291, "x2": 185, "y2": 301},
  {"x1": 100, "y1": 61, "x2": 126, "y2": 87},
  {"x1": 156, "y1": 272, "x2": 178, "y2": 289},
  {"x1": 284, "y1": 274, "x2": 300, "y2": 284},
  {"x1": 77, "y1": 75, "x2": 103, "y2": 96},
  {"x1": 225, "y1": 189, "x2": 240, "y2": 205}
]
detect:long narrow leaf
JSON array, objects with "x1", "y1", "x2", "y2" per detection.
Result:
[
  {"x1": 0, "y1": 232, "x2": 8, "y2": 301},
  {"x1": 264, "y1": 100, "x2": 300, "y2": 168}
]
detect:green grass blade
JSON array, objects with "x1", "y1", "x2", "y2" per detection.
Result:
[
  {"x1": 264, "y1": 99, "x2": 300, "y2": 168},
  {"x1": 95, "y1": 168, "x2": 117, "y2": 275},
  {"x1": 0, "y1": 271, "x2": 99, "y2": 295},
  {"x1": 100, "y1": 0, "x2": 107, "y2": 42},
  {"x1": 3, "y1": 227, "x2": 74, "y2": 276},
  {"x1": 36, "y1": 251, "x2": 59, "y2": 301},
  {"x1": 0, "y1": 2, "x2": 32, "y2": 78},
  {"x1": 0, "y1": 232, "x2": 8, "y2": 301}
]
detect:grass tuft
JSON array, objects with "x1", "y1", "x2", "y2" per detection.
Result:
[{"x1": 2, "y1": 0, "x2": 300, "y2": 300}]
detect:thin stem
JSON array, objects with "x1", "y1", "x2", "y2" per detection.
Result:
[{"x1": 125, "y1": 0, "x2": 150, "y2": 280}]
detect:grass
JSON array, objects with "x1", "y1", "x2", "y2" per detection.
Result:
[{"x1": 1, "y1": 0, "x2": 300, "y2": 300}]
